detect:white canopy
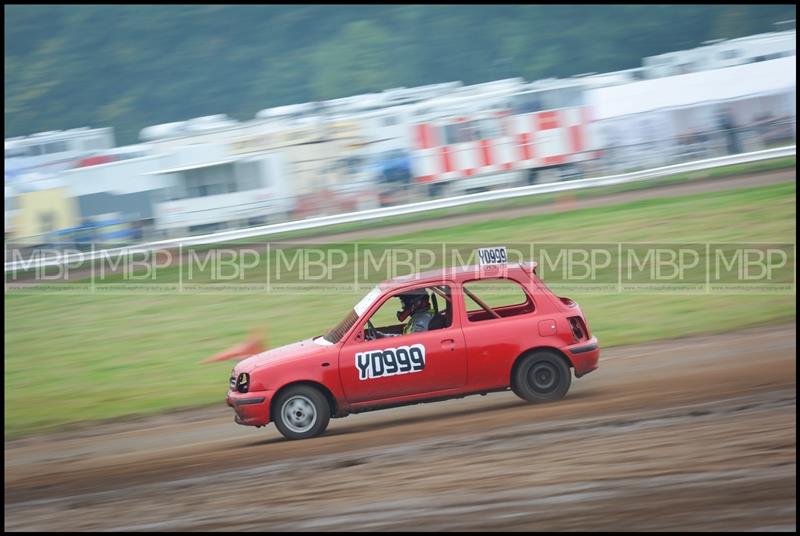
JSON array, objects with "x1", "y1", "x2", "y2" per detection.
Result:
[{"x1": 588, "y1": 56, "x2": 796, "y2": 120}]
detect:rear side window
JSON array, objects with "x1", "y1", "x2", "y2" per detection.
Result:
[{"x1": 462, "y1": 278, "x2": 534, "y2": 322}]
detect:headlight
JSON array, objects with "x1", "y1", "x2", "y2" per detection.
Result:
[{"x1": 236, "y1": 372, "x2": 250, "y2": 393}]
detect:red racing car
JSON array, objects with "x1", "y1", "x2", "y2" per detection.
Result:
[{"x1": 226, "y1": 257, "x2": 599, "y2": 440}]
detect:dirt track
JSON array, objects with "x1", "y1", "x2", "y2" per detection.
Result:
[{"x1": 4, "y1": 324, "x2": 796, "y2": 531}]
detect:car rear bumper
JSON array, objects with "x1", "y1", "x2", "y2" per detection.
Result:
[
  {"x1": 226, "y1": 390, "x2": 274, "y2": 427},
  {"x1": 565, "y1": 337, "x2": 600, "y2": 378}
]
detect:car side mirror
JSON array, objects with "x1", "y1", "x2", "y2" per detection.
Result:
[{"x1": 354, "y1": 330, "x2": 364, "y2": 343}]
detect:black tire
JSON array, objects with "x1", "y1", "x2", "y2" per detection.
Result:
[
  {"x1": 511, "y1": 350, "x2": 572, "y2": 403},
  {"x1": 272, "y1": 385, "x2": 331, "y2": 440}
]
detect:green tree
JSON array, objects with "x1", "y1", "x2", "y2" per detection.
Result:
[
  {"x1": 310, "y1": 20, "x2": 402, "y2": 99},
  {"x1": 4, "y1": 5, "x2": 796, "y2": 145}
]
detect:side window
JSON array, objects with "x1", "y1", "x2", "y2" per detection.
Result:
[
  {"x1": 235, "y1": 159, "x2": 262, "y2": 191},
  {"x1": 465, "y1": 121, "x2": 482, "y2": 141},
  {"x1": 562, "y1": 87, "x2": 584, "y2": 108},
  {"x1": 462, "y1": 278, "x2": 534, "y2": 322},
  {"x1": 479, "y1": 118, "x2": 501, "y2": 139},
  {"x1": 445, "y1": 123, "x2": 470, "y2": 145},
  {"x1": 362, "y1": 285, "x2": 453, "y2": 340},
  {"x1": 444, "y1": 123, "x2": 485, "y2": 144},
  {"x1": 539, "y1": 90, "x2": 561, "y2": 111},
  {"x1": 511, "y1": 92, "x2": 541, "y2": 115},
  {"x1": 444, "y1": 124, "x2": 458, "y2": 145}
]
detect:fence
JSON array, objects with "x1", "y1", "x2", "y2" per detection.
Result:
[{"x1": 590, "y1": 119, "x2": 796, "y2": 175}]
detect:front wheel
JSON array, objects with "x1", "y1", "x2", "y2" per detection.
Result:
[
  {"x1": 273, "y1": 385, "x2": 331, "y2": 440},
  {"x1": 512, "y1": 351, "x2": 572, "y2": 403}
]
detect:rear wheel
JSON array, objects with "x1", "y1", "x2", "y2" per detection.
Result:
[
  {"x1": 512, "y1": 350, "x2": 572, "y2": 403},
  {"x1": 273, "y1": 385, "x2": 331, "y2": 440}
]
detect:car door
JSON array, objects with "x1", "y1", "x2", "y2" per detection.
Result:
[
  {"x1": 458, "y1": 276, "x2": 539, "y2": 390},
  {"x1": 338, "y1": 284, "x2": 467, "y2": 404}
]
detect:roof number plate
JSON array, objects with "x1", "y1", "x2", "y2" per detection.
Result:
[{"x1": 478, "y1": 247, "x2": 507, "y2": 266}]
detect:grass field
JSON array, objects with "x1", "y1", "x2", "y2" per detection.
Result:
[{"x1": 4, "y1": 180, "x2": 796, "y2": 438}]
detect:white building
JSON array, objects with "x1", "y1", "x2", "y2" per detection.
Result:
[
  {"x1": 642, "y1": 29, "x2": 796, "y2": 79},
  {"x1": 4, "y1": 127, "x2": 115, "y2": 185},
  {"x1": 588, "y1": 55, "x2": 796, "y2": 170}
]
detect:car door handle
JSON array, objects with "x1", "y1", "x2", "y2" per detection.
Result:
[{"x1": 441, "y1": 338, "x2": 455, "y2": 351}]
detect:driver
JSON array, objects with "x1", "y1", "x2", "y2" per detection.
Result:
[{"x1": 375, "y1": 288, "x2": 434, "y2": 338}]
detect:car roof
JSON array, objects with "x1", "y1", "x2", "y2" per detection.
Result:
[{"x1": 379, "y1": 262, "x2": 537, "y2": 290}]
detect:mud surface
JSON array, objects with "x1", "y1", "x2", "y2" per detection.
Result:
[{"x1": 4, "y1": 324, "x2": 797, "y2": 531}]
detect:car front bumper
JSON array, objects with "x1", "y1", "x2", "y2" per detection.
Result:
[{"x1": 226, "y1": 389, "x2": 274, "y2": 427}]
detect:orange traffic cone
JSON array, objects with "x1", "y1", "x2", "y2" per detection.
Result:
[
  {"x1": 201, "y1": 327, "x2": 267, "y2": 364},
  {"x1": 555, "y1": 192, "x2": 577, "y2": 212}
]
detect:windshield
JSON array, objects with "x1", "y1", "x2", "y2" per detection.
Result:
[{"x1": 324, "y1": 285, "x2": 384, "y2": 343}]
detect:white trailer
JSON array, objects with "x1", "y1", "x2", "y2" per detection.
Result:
[
  {"x1": 150, "y1": 146, "x2": 295, "y2": 234},
  {"x1": 406, "y1": 79, "x2": 599, "y2": 196}
]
